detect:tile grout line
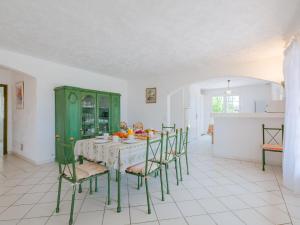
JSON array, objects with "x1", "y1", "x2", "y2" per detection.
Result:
[
  {"x1": 271, "y1": 165, "x2": 294, "y2": 225},
  {"x1": 15, "y1": 169, "x2": 56, "y2": 225}
]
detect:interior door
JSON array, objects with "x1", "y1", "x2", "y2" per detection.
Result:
[
  {"x1": 0, "y1": 85, "x2": 7, "y2": 156},
  {"x1": 0, "y1": 86, "x2": 3, "y2": 156}
]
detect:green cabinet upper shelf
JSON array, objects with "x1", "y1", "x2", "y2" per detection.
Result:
[{"x1": 54, "y1": 86, "x2": 121, "y2": 160}]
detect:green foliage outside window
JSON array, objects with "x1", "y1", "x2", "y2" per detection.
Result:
[
  {"x1": 212, "y1": 95, "x2": 239, "y2": 113},
  {"x1": 212, "y1": 96, "x2": 224, "y2": 113}
]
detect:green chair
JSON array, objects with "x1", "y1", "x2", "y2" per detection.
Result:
[
  {"x1": 162, "y1": 130, "x2": 180, "y2": 192},
  {"x1": 162, "y1": 123, "x2": 176, "y2": 132},
  {"x1": 126, "y1": 133, "x2": 165, "y2": 214},
  {"x1": 55, "y1": 136, "x2": 111, "y2": 225},
  {"x1": 262, "y1": 124, "x2": 284, "y2": 171},
  {"x1": 177, "y1": 127, "x2": 189, "y2": 181}
]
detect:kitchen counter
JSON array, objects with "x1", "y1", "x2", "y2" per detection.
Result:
[{"x1": 212, "y1": 113, "x2": 284, "y2": 165}]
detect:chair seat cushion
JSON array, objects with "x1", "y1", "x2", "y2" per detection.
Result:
[
  {"x1": 126, "y1": 161, "x2": 159, "y2": 175},
  {"x1": 78, "y1": 162, "x2": 109, "y2": 176},
  {"x1": 64, "y1": 167, "x2": 90, "y2": 180},
  {"x1": 64, "y1": 162, "x2": 108, "y2": 181},
  {"x1": 262, "y1": 144, "x2": 283, "y2": 151}
]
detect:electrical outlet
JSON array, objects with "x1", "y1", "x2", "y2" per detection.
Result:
[{"x1": 20, "y1": 144, "x2": 23, "y2": 151}]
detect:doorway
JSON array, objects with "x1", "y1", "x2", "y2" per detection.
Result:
[{"x1": 0, "y1": 84, "x2": 7, "y2": 156}]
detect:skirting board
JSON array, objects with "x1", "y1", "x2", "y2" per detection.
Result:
[{"x1": 12, "y1": 151, "x2": 54, "y2": 165}]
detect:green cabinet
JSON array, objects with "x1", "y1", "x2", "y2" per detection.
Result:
[{"x1": 55, "y1": 86, "x2": 121, "y2": 160}]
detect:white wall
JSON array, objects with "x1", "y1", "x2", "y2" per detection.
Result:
[
  {"x1": 0, "y1": 49, "x2": 128, "y2": 164},
  {"x1": 128, "y1": 56, "x2": 283, "y2": 130},
  {"x1": 202, "y1": 84, "x2": 272, "y2": 134},
  {"x1": 12, "y1": 72, "x2": 37, "y2": 162}
]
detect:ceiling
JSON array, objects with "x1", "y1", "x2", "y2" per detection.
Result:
[{"x1": 0, "y1": 0, "x2": 299, "y2": 80}]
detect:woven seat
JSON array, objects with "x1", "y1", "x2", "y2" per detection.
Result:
[
  {"x1": 126, "y1": 161, "x2": 159, "y2": 175},
  {"x1": 64, "y1": 162, "x2": 108, "y2": 181},
  {"x1": 78, "y1": 162, "x2": 109, "y2": 176},
  {"x1": 262, "y1": 144, "x2": 283, "y2": 151},
  {"x1": 64, "y1": 167, "x2": 90, "y2": 180}
]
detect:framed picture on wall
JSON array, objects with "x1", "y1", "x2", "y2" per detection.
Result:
[
  {"x1": 146, "y1": 87, "x2": 157, "y2": 103},
  {"x1": 16, "y1": 81, "x2": 24, "y2": 109}
]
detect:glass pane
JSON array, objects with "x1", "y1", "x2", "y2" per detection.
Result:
[
  {"x1": 81, "y1": 95, "x2": 96, "y2": 137},
  {"x1": 212, "y1": 96, "x2": 224, "y2": 113},
  {"x1": 226, "y1": 96, "x2": 240, "y2": 113},
  {"x1": 98, "y1": 95, "x2": 110, "y2": 135}
]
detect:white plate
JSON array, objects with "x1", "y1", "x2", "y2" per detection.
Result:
[
  {"x1": 95, "y1": 136, "x2": 104, "y2": 139},
  {"x1": 123, "y1": 139, "x2": 138, "y2": 144},
  {"x1": 94, "y1": 139, "x2": 110, "y2": 144}
]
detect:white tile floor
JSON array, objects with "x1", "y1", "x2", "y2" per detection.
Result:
[{"x1": 0, "y1": 136, "x2": 299, "y2": 225}]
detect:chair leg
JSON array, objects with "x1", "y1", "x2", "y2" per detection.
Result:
[
  {"x1": 140, "y1": 176, "x2": 143, "y2": 187},
  {"x1": 174, "y1": 158, "x2": 179, "y2": 186},
  {"x1": 179, "y1": 157, "x2": 183, "y2": 181},
  {"x1": 185, "y1": 152, "x2": 189, "y2": 175},
  {"x1": 159, "y1": 168, "x2": 165, "y2": 201},
  {"x1": 69, "y1": 184, "x2": 77, "y2": 225},
  {"x1": 137, "y1": 176, "x2": 140, "y2": 190},
  {"x1": 78, "y1": 156, "x2": 83, "y2": 193},
  {"x1": 262, "y1": 150, "x2": 266, "y2": 171},
  {"x1": 117, "y1": 170, "x2": 121, "y2": 213},
  {"x1": 165, "y1": 164, "x2": 170, "y2": 194},
  {"x1": 107, "y1": 172, "x2": 111, "y2": 205},
  {"x1": 115, "y1": 170, "x2": 118, "y2": 182},
  {"x1": 145, "y1": 177, "x2": 151, "y2": 214},
  {"x1": 89, "y1": 178, "x2": 93, "y2": 195},
  {"x1": 56, "y1": 175, "x2": 63, "y2": 213},
  {"x1": 95, "y1": 176, "x2": 98, "y2": 192}
]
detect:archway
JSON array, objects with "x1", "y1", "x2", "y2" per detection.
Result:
[{"x1": 166, "y1": 75, "x2": 283, "y2": 141}]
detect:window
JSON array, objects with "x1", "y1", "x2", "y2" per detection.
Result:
[
  {"x1": 211, "y1": 95, "x2": 240, "y2": 113},
  {"x1": 226, "y1": 96, "x2": 240, "y2": 113},
  {"x1": 212, "y1": 96, "x2": 224, "y2": 113}
]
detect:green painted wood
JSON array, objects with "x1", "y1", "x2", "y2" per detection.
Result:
[
  {"x1": 65, "y1": 89, "x2": 80, "y2": 141},
  {"x1": 110, "y1": 94, "x2": 120, "y2": 134},
  {"x1": 97, "y1": 93, "x2": 111, "y2": 135},
  {"x1": 55, "y1": 86, "x2": 121, "y2": 160},
  {"x1": 55, "y1": 89, "x2": 66, "y2": 161},
  {"x1": 80, "y1": 91, "x2": 97, "y2": 138}
]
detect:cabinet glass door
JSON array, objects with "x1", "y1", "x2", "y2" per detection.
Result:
[
  {"x1": 81, "y1": 94, "x2": 96, "y2": 137},
  {"x1": 97, "y1": 94, "x2": 110, "y2": 135}
]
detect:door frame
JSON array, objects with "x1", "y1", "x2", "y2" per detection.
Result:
[{"x1": 0, "y1": 84, "x2": 8, "y2": 155}]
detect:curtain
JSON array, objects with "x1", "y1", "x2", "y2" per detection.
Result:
[{"x1": 283, "y1": 39, "x2": 300, "y2": 193}]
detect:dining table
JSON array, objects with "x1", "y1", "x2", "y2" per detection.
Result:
[{"x1": 74, "y1": 136, "x2": 159, "y2": 212}]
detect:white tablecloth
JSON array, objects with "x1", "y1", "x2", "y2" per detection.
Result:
[{"x1": 75, "y1": 138, "x2": 149, "y2": 172}]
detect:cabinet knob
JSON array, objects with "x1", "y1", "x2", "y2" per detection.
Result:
[
  {"x1": 55, "y1": 134, "x2": 60, "y2": 139},
  {"x1": 70, "y1": 137, "x2": 74, "y2": 141}
]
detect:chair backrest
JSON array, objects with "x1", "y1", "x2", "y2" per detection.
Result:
[
  {"x1": 55, "y1": 136, "x2": 77, "y2": 182},
  {"x1": 178, "y1": 127, "x2": 189, "y2": 154},
  {"x1": 262, "y1": 124, "x2": 284, "y2": 145},
  {"x1": 162, "y1": 123, "x2": 176, "y2": 132},
  {"x1": 120, "y1": 121, "x2": 128, "y2": 130},
  {"x1": 165, "y1": 130, "x2": 178, "y2": 161},
  {"x1": 145, "y1": 133, "x2": 164, "y2": 176},
  {"x1": 133, "y1": 121, "x2": 144, "y2": 130}
]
